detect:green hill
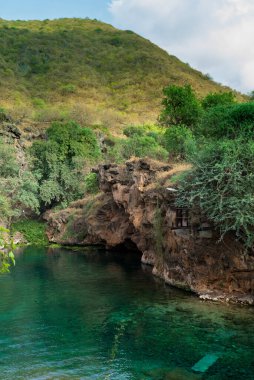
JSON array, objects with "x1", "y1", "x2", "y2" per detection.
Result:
[{"x1": 0, "y1": 18, "x2": 243, "y2": 126}]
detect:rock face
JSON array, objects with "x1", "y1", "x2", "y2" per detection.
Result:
[{"x1": 46, "y1": 159, "x2": 254, "y2": 305}]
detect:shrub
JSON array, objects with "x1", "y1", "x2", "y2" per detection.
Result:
[
  {"x1": 34, "y1": 107, "x2": 68, "y2": 122},
  {"x1": 0, "y1": 138, "x2": 19, "y2": 177},
  {"x1": 0, "y1": 226, "x2": 15, "y2": 273},
  {"x1": 12, "y1": 220, "x2": 47, "y2": 245},
  {"x1": 32, "y1": 98, "x2": 46, "y2": 108},
  {"x1": 199, "y1": 102, "x2": 254, "y2": 139},
  {"x1": 201, "y1": 91, "x2": 236, "y2": 110},
  {"x1": 105, "y1": 139, "x2": 125, "y2": 163},
  {"x1": 249, "y1": 90, "x2": 254, "y2": 101},
  {"x1": 123, "y1": 124, "x2": 165, "y2": 144},
  {"x1": 84, "y1": 172, "x2": 99, "y2": 194},
  {"x1": 0, "y1": 195, "x2": 13, "y2": 221},
  {"x1": 61, "y1": 83, "x2": 76, "y2": 95},
  {"x1": 122, "y1": 136, "x2": 168, "y2": 161},
  {"x1": 162, "y1": 125, "x2": 194, "y2": 160},
  {"x1": 123, "y1": 125, "x2": 146, "y2": 137},
  {"x1": 0, "y1": 107, "x2": 9, "y2": 122},
  {"x1": 176, "y1": 140, "x2": 254, "y2": 247},
  {"x1": 106, "y1": 135, "x2": 168, "y2": 163},
  {"x1": 203, "y1": 73, "x2": 213, "y2": 80},
  {"x1": 0, "y1": 138, "x2": 39, "y2": 221},
  {"x1": 30, "y1": 121, "x2": 101, "y2": 209}
]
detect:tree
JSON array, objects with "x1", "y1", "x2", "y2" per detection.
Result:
[
  {"x1": 201, "y1": 91, "x2": 236, "y2": 110},
  {"x1": 159, "y1": 84, "x2": 202, "y2": 129},
  {"x1": 249, "y1": 91, "x2": 254, "y2": 101},
  {"x1": 30, "y1": 121, "x2": 101, "y2": 209},
  {"x1": 0, "y1": 138, "x2": 39, "y2": 223},
  {"x1": 199, "y1": 102, "x2": 254, "y2": 139},
  {"x1": 162, "y1": 125, "x2": 194, "y2": 160}
]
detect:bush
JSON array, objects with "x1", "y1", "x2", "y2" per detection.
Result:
[
  {"x1": 46, "y1": 121, "x2": 101, "y2": 159},
  {"x1": 123, "y1": 125, "x2": 145, "y2": 137},
  {"x1": 122, "y1": 136, "x2": 168, "y2": 161},
  {"x1": 176, "y1": 140, "x2": 254, "y2": 247},
  {"x1": 0, "y1": 226, "x2": 15, "y2": 273},
  {"x1": 61, "y1": 83, "x2": 76, "y2": 95},
  {"x1": 84, "y1": 172, "x2": 99, "y2": 194},
  {"x1": 105, "y1": 139, "x2": 125, "y2": 163},
  {"x1": 0, "y1": 107, "x2": 9, "y2": 122},
  {"x1": 0, "y1": 195, "x2": 13, "y2": 221},
  {"x1": 12, "y1": 220, "x2": 47, "y2": 245},
  {"x1": 162, "y1": 125, "x2": 194, "y2": 160},
  {"x1": 160, "y1": 84, "x2": 202, "y2": 129},
  {"x1": 199, "y1": 102, "x2": 254, "y2": 139},
  {"x1": 123, "y1": 125, "x2": 165, "y2": 145},
  {"x1": 201, "y1": 91, "x2": 236, "y2": 110},
  {"x1": 106, "y1": 135, "x2": 168, "y2": 163},
  {"x1": 34, "y1": 107, "x2": 68, "y2": 122},
  {"x1": 249, "y1": 90, "x2": 254, "y2": 101},
  {"x1": 30, "y1": 121, "x2": 101, "y2": 209},
  {"x1": 0, "y1": 138, "x2": 39, "y2": 221},
  {"x1": 32, "y1": 98, "x2": 46, "y2": 108},
  {"x1": 0, "y1": 138, "x2": 19, "y2": 177}
]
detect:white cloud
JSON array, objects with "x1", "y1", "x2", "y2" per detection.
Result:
[{"x1": 109, "y1": 0, "x2": 254, "y2": 93}]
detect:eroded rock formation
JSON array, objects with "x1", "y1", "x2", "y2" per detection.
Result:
[{"x1": 46, "y1": 159, "x2": 254, "y2": 304}]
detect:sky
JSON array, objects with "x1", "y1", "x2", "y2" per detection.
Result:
[{"x1": 0, "y1": 0, "x2": 253, "y2": 94}]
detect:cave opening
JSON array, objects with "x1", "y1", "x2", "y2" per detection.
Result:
[{"x1": 107, "y1": 239, "x2": 142, "y2": 267}]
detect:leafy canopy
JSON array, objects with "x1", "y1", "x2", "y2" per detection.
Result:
[
  {"x1": 201, "y1": 91, "x2": 236, "y2": 110},
  {"x1": 162, "y1": 125, "x2": 194, "y2": 160},
  {"x1": 0, "y1": 226, "x2": 15, "y2": 274},
  {"x1": 160, "y1": 84, "x2": 202, "y2": 129},
  {"x1": 199, "y1": 102, "x2": 254, "y2": 139},
  {"x1": 31, "y1": 121, "x2": 101, "y2": 209},
  {"x1": 0, "y1": 138, "x2": 39, "y2": 220}
]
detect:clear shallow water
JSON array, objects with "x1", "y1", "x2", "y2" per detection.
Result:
[{"x1": 0, "y1": 247, "x2": 253, "y2": 380}]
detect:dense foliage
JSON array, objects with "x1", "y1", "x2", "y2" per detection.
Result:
[
  {"x1": 31, "y1": 121, "x2": 100, "y2": 209},
  {"x1": 107, "y1": 125, "x2": 168, "y2": 162},
  {"x1": 12, "y1": 220, "x2": 47, "y2": 246},
  {"x1": 0, "y1": 78, "x2": 251, "y2": 250},
  {"x1": 160, "y1": 84, "x2": 202, "y2": 129},
  {"x1": 84, "y1": 172, "x2": 100, "y2": 194},
  {"x1": 0, "y1": 226, "x2": 15, "y2": 273},
  {"x1": 158, "y1": 85, "x2": 254, "y2": 246},
  {"x1": 201, "y1": 91, "x2": 236, "y2": 110},
  {"x1": 162, "y1": 125, "x2": 194, "y2": 159},
  {"x1": 176, "y1": 140, "x2": 254, "y2": 247},
  {"x1": 0, "y1": 138, "x2": 39, "y2": 220},
  {"x1": 199, "y1": 102, "x2": 254, "y2": 139},
  {"x1": 156, "y1": 83, "x2": 254, "y2": 246}
]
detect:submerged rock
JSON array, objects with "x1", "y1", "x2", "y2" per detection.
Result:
[{"x1": 192, "y1": 353, "x2": 220, "y2": 373}]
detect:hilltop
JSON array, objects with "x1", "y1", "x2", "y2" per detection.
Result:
[{"x1": 0, "y1": 18, "x2": 243, "y2": 126}]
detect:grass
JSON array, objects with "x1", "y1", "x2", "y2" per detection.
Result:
[
  {"x1": 0, "y1": 18, "x2": 243, "y2": 128},
  {"x1": 12, "y1": 220, "x2": 48, "y2": 246}
]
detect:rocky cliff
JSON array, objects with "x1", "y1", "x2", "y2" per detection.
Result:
[{"x1": 46, "y1": 158, "x2": 254, "y2": 305}]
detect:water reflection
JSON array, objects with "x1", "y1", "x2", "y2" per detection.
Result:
[{"x1": 0, "y1": 246, "x2": 253, "y2": 379}]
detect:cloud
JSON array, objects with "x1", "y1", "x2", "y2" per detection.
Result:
[{"x1": 109, "y1": 0, "x2": 254, "y2": 93}]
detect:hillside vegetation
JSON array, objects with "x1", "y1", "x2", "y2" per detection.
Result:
[
  {"x1": 0, "y1": 18, "x2": 243, "y2": 126},
  {"x1": 0, "y1": 17, "x2": 252, "y2": 253}
]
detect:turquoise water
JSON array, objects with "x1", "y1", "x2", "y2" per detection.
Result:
[{"x1": 0, "y1": 247, "x2": 253, "y2": 380}]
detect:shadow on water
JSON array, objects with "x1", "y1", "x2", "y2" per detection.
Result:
[{"x1": 0, "y1": 246, "x2": 253, "y2": 379}]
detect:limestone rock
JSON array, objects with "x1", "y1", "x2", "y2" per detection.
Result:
[{"x1": 46, "y1": 158, "x2": 254, "y2": 304}]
